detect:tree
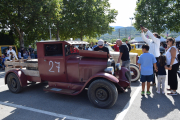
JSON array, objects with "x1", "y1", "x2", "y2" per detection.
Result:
[
  {"x1": 166, "y1": 0, "x2": 180, "y2": 32},
  {"x1": 134, "y1": 0, "x2": 169, "y2": 34},
  {"x1": 83, "y1": 37, "x2": 98, "y2": 46},
  {"x1": 55, "y1": 0, "x2": 118, "y2": 41},
  {"x1": 0, "y1": 0, "x2": 60, "y2": 47}
]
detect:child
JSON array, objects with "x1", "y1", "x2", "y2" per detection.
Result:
[
  {"x1": 156, "y1": 56, "x2": 166, "y2": 94},
  {"x1": 138, "y1": 44, "x2": 157, "y2": 96},
  {"x1": 9, "y1": 52, "x2": 15, "y2": 61}
]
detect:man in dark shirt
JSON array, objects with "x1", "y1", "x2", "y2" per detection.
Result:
[
  {"x1": 94, "y1": 39, "x2": 111, "y2": 58},
  {"x1": 116, "y1": 39, "x2": 131, "y2": 87},
  {"x1": 28, "y1": 45, "x2": 35, "y2": 59},
  {"x1": 21, "y1": 47, "x2": 24, "y2": 57},
  {"x1": 125, "y1": 40, "x2": 131, "y2": 52}
]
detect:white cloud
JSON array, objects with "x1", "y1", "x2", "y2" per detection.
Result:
[{"x1": 109, "y1": 0, "x2": 137, "y2": 27}]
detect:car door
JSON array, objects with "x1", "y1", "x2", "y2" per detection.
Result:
[{"x1": 38, "y1": 43, "x2": 66, "y2": 82}]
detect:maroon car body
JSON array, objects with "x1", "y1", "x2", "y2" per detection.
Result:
[{"x1": 5, "y1": 41, "x2": 130, "y2": 108}]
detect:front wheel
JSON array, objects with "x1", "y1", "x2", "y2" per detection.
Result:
[
  {"x1": 7, "y1": 73, "x2": 22, "y2": 93},
  {"x1": 130, "y1": 64, "x2": 140, "y2": 82},
  {"x1": 88, "y1": 79, "x2": 118, "y2": 109}
]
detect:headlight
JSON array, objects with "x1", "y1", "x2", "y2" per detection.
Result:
[
  {"x1": 104, "y1": 67, "x2": 114, "y2": 75},
  {"x1": 115, "y1": 63, "x2": 121, "y2": 70}
]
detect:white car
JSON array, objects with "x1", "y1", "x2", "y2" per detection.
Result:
[{"x1": 106, "y1": 46, "x2": 140, "y2": 82}]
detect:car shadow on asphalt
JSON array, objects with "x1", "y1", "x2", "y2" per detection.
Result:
[
  {"x1": 0, "y1": 82, "x2": 133, "y2": 120},
  {"x1": 140, "y1": 86, "x2": 178, "y2": 119}
]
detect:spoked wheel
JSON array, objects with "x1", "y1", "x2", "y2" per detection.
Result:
[
  {"x1": 130, "y1": 64, "x2": 140, "y2": 82},
  {"x1": 88, "y1": 79, "x2": 118, "y2": 109},
  {"x1": 7, "y1": 73, "x2": 22, "y2": 93}
]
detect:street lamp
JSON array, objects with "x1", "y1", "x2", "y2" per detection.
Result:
[{"x1": 129, "y1": 17, "x2": 134, "y2": 39}]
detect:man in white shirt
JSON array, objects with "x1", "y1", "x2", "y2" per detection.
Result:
[
  {"x1": 7, "y1": 46, "x2": 18, "y2": 60},
  {"x1": 141, "y1": 27, "x2": 160, "y2": 85}
]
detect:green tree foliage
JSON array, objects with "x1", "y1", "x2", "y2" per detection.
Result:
[
  {"x1": 166, "y1": 0, "x2": 180, "y2": 32},
  {"x1": 134, "y1": 0, "x2": 169, "y2": 34},
  {"x1": 0, "y1": 0, "x2": 60, "y2": 47},
  {"x1": 54, "y1": 0, "x2": 118, "y2": 41},
  {"x1": 83, "y1": 37, "x2": 98, "y2": 46}
]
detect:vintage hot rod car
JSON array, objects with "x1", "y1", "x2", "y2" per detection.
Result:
[
  {"x1": 106, "y1": 45, "x2": 140, "y2": 82},
  {"x1": 4, "y1": 41, "x2": 131, "y2": 108}
]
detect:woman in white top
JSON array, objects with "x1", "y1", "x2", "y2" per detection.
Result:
[
  {"x1": 141, "y1": 27, "x2": 161, "y2": 85},
  {"x1": 165, "y1": 37, "x2": 179, "y2": 95}
]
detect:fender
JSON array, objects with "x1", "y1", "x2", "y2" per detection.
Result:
[
  {"x1": 72, "y1": 72, "x2": 119, "y2": 95},
  {"x1": 5, "y1": 69, "x2": 27, "y2": 87}
]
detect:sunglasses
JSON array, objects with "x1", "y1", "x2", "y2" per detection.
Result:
[{"x1": 166, "y1": 41, "x2": 169, "y2": 43}]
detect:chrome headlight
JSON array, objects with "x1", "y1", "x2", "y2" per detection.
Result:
[
  {"x1": 115, "y1": 63, "x2": 121, "y2": 70},
  {"x1": 104, "y1": 67, "x2": 114, "y2": 75}
]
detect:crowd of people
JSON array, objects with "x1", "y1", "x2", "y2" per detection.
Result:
[
  {"x1": 139, "y1": 26, "x2": 179, "y2": 96},
  {"x1": 0, "y1": 45, "x2": 35, "y2": 70}
]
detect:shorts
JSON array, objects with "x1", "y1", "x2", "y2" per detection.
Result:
[{"x1": 140, "y1": 74, "x2": 153, "y2": 82}]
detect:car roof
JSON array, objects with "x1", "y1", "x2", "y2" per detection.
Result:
[{"x1": 37, "y1": 40, "x2": 89, "y2": 45}]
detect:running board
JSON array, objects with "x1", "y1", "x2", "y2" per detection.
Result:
[{"x1": 43, "y1": 87, "x2": 79, "y2": 95}]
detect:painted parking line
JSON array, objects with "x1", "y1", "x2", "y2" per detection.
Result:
[
  {"x1": 0, "y1": 101, "x2": 89, "y2": 120},
  {"x1": 115, "y1": 83, "x2": 142, "y2": 120}
]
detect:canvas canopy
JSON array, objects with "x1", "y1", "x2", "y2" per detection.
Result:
[
  {"x1": 175, "y1": 36, "x2": 180, "y2": 42},
  {"x1": 129, "y1": 36, "x2": 166, "y2": 43}
]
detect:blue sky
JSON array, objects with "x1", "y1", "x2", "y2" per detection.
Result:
[{"x1": 109, "y1": 0, "x2": 137, "y2": 27}]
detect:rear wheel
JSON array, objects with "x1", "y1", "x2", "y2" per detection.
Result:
[
  {"x1": 130, "y1": 64, "x2": 140, "y2": 82},
  {"x1": 7, "y1": 73, "x2": 22, "y2": 93},
  {"x1": 88, "y1": 79, "x2": 118, "y2": 109}
]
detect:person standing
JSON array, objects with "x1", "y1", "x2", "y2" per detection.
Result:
[
  {"x1": 7, "y1": 46, "x2": 18, "y2": 60},
  {"x1": 141, "y1": 27, "x2": 160, "y2": 86},
  {"x1": 138, "y1": 45, "x2": 157, "y2": 95},
  {"x1": 116, "y1": 39, "x2": 131, "y2": 88},
  {"x1": 21, "y1": 47, "x2": 24, "y2": 57},
  {"x1": 156, "y1": 56, "x2": 166, "y2": 94},
  {"x1": 94, "y1": 39, "x2": 111, "y2": 58},
  {"x1": 125, "y1": 40, "x2": 131, "y2": 52},
  {"x1": 28, "y1": 45, "x2": 35, "y2": 59},
  {"x1": 93, "y1": 42, "x2": 98, "y2": 49},
  {"x1": 18, "y1": 49, "x2": 22, "y2": 59},
  {"x1": 116, "y1": 39, "x2": 130, "y2": 70},
  {"x1": 104, "y1": 41, "x2": 108, "y2": 46},
  {"x1": 165, "y1": 38, "x2": 179, "y2": 95},
  {"x1": 113, "y1": 42, "x2": 119, "y2": 52}
]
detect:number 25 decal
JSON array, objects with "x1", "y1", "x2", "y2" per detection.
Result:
[{"x1": 49, "y1": 61, "x2": 60, "y2": 73}]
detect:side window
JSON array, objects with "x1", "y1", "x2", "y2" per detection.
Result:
[
  {"x1": 131, "y1": 45, "x2": 134, "y2": 49},
  {"x1": 44, "y1": 44, "x2": 63, "y2": 56},
  {"x1": 64, "y1": 44, "x2": 79, "y2": 56}
]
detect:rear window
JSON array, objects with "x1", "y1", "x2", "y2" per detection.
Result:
[
  {"x1": 44, "y1": 44, "x2": 63, "y2": 56},
  {"x1": 1, "y1": 46, "x2": 16, "y2": 54}
]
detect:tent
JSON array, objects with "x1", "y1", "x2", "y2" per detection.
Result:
[
  {"x1": 129, "y1": 36, "x2": 166, "y2": 43},
  {"x1": 160, "y1": 36, "x2": 166, "y2": 42},
  {"x1": 175, "y1": 36, "x2": 180, "y2": 42},
  {"x1": 129, "y1": 37, "x2": 145, "y2": 43}
]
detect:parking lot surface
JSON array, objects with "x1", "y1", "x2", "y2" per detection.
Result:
[{"x1": 0, "y1": 70, "x2": 180, "y2": 120}]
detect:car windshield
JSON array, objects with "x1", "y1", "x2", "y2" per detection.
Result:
[
  {"x1": 1, "y1": 46, "x2": 16, "y2": 54},
  {"x1": 105, "y1": 45, "x2": 114, "y2": 52}
]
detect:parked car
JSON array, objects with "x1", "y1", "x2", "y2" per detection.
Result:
[
  {"x1": 105, "y1": 45, "x2": 140, "y2": 82},
  {"x1": 131, "y1": 43, "x2": 166, "y2": 56},
  {"x1": 4, "y1": 40, "x2": 131, "y2": 109},
  {"x1": 0, "y1": 45, "x2": 18, "y2": 59}
]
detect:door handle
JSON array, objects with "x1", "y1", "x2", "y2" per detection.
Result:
[{"x1": 44, "y1": 59, "x2": 46, "y2": 62}]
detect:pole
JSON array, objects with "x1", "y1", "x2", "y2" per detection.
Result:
[
  {"x1": 129, "y1": 17, "x2": 134, "y2": 39},
  {"x1": 49, "y1": 25, "x2": 52, "y2": 40},
  {"x1": 119, "y1": 29, "x2": 120, "y2": 39},
  {"x1": 125, "y1": 29, "x2": 127, "y2": 38}
]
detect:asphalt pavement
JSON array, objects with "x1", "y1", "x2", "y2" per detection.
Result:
[{"x1": 0, "y1": 70, "x2": 180, "y2": 120}]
